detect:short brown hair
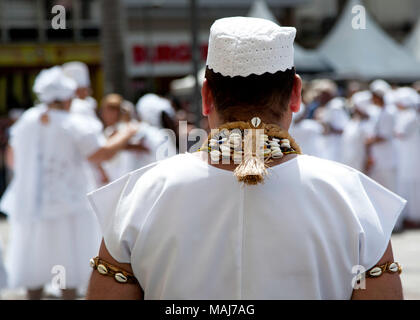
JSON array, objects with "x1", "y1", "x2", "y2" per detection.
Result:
[{"x1": 205, "y1": 67, "x2": 296, "y2": 121}]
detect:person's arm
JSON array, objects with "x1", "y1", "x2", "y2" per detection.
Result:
[
  {"x1": 365, "y1": 136, "x2": 387, "y2": 146},
  {"x1": 125, "y1": 139, "x2": 150, "y2": 153},
  {"x1": 5, "y1": 144, "x2": 13, "y2": 170},
  {"x1": 88, "y1": 125, "x2": 137, "y2": 164},
  {"x1": 351, "y1": 241, "x2": 403, "y2": 300},
  {"x1": 86, "y1": 239, "x2": 143, "y2": 300},
  {"x1": 95, "y1": 164, "x2": 110, "y2": 185}
]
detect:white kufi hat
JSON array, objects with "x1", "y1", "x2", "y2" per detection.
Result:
[
  {"x1": 33, "y1": 66, "x2": 77, "y2": 104},
  {"x1": 206, "y1": 17, "x2": 296, "y2": 77}
]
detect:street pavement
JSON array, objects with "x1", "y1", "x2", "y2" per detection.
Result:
[{"x1": 0, "y1": 218, "x2": 419, "y2": 300}]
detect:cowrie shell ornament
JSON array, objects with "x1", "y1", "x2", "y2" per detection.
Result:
[
  {"x1": 97, "y1": 264, "x2": 108, "y2": 275},
  {"x1": 388, "y1": 263, "x2": 399, "y2": 273},
  {"x1": 369, "y1": 267, "x2": 382, "y2": 277},
  {"x1": 210, "y1": 150, "x2": 221, "y2": 162},
  {"x1": 251, "y1": 117, "x2": 262, "y2": 128},
  {"x1": 115, "y1": 273, "x2": 128, "y2": 283}
]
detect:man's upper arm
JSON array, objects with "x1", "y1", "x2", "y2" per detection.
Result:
[
  {"x1": 351, "y1": 241, "x2": 403, "y2": 300},
  {"x1": 86, "y1": 239, "x2": 144, "y2": 300}
]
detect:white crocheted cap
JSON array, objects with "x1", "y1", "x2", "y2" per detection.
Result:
[{"x1": 206, "y1": 17, "x2": 296, "y2": 77}]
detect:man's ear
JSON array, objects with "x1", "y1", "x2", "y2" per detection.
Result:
[
  {"x1": 289, "y1": 74, "x2": 302, "y2": 113},
  {"x1": 201, "y1": 80, "x2": 214, "y2": 116}
]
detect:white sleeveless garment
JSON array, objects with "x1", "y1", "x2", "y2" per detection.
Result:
[{"x1": 88, "y1": 153, "x2": 406, "y2": 299}]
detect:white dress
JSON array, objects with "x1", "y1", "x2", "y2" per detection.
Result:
[
  {"x1": 71, "y1": 97, "x2": 104, "y2": 190},
  {"x1": 322, "y1": 98, "x2": 350, "y2": 162},
  {"x1": 340, "y1": 119, "x2": 371, "y2": 171},
  {"x1": 88, "y1": 153, "x2": 405, "y2": 300},
  {"x1": 395, "y1": 109, "x2": 420, "y2": 222},
  {"x1": 0, "y1": 105, "x2": 104, "y2": 289},
  {"x1": 369, "y1": 107, "x2": 397, "y2": 191}
]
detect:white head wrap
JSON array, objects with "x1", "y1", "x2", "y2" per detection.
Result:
[
  {"x1": 351, "y1": 90, "x2": 372, "y2": 113},
  {"x1": 369, "y1": 79, "x2": 391, "y2": 98},
  {"x1": 62, "y1": 61, "x2": 91, "y2": 88},
  {"x1": 136, "y1": 93, "x2": 175, "y2": 128},
  {"x1": 323, "y1": 97, "x2": 350, "y2": 131},
  {"x1": 206, "y1": 17, "x2": 296, "y2": 77},
  {"x1": 394, "y1": 87, "x2": 420, "y2": 110},
  {"x1": 33, "y1": 66, "x2": 76, "y2": 104}
]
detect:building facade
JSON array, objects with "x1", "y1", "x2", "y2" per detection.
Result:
[{"x1": 0, "y1": 0, "x2": 419, "y2": 113}]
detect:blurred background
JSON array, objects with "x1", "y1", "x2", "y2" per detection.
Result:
[{"x1": 1, "y1": 0, "x2": 419, "y2": 110}]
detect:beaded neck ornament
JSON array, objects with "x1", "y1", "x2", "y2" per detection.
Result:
[{"x1": 199, "y1": 117, "x2": 302, "y2": 164}]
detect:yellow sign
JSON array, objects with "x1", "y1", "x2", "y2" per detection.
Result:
[{"x1": 0, "y1": 43, "x2": 101, "y2": 66}]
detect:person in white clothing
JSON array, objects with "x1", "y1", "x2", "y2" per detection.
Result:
[
  {"x1": 86, "y1": 17, "x2": 405, "y2": 300},
  {"x1": 136, "y1": 93, "x2": 178, "y2": 153},
  {"x1": 340, "y1": 90, "x2": 373, "y2": 172},
  {"x1": 100, "y1": 94, "x2": 170, "y2": 182},
  {"x1": 394, "y1": 87, "x2": 420, "y2": 228},
  {"x1": 63, "y1": 61, "x2": 107, "y2": 188},
  {"x1": 0, "y1": 66, "x2": 137, "y2": 300},
  {"x1": 366, "y1": 80, "x2": 397, "y2": 192},
  {"x1": 62, "y1": 61, "x2": 99, "y2": 121},
  {"x1": 320, "y1": 97, "x2": 350, "y2": 162},
  {"x1": 289, "y1": 103, "x2": 327, "y2": 158}
]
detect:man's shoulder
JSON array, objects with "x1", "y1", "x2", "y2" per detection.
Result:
[
  {"x1": 19, "y1": 104, "x2": 45, "y2": 121},
  {"x1": 128, "y1": 153, "x2": 205, "y2": 187},
  {"x1": 297, "y1": 155, "x2": 361, "y2": 182},
  {"x1": 140, "y1": 153, "x2": 199, "y2": 177},
  {"x1": 11, "y1": 105, "x2": 45, "y2": 132}
]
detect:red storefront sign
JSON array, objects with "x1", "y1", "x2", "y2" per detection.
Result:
[{"x1": 132, "y1": 43, "x2": 208, "y2": 64}]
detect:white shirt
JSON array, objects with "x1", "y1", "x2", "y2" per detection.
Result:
[
  {"x1": 371, "y1": 107, "x2": 397, "y2": 170},
  {"x1": 340, "y1": 119, "x2": 371, "y2": 171},
  {"x1": 395, "y1": 109, "x2": 420, "y2": 180},
  {"x1": 1, "y1": 105, "x2": 105, "y2": 222},
  {"x1": 322, "y1": 98, "x2": 350, "y2": 162},
  {"x1": 88, "y1": 153, "x2": 405, "y2": 300}
]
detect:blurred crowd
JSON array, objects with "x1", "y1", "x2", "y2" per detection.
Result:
[{"x1": 290, "y1": 78, "x2": 420, "y2": 231}]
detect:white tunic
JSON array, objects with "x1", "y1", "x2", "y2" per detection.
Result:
[
  {"x1": 369, "y1": 107, "x2": 397, "y2": 191},
  {"x1": 70, "y1": 97, "x2": 105, "y2": 190},
  {"x1": 0, "y1": 105, "x2": 104, "y2": 288},
  {"x1": 322, "y1": 98, "x2": 350, "y2": 162},
  {"x1": 340, "y1": 119, "x2": 371, "y2": 171},
  {"x1": 395, "y1": 109, "x2": 420, "y2": 221},
  {"x1": 88, "y1": 153, "x2": 405, "y2": 300}
]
